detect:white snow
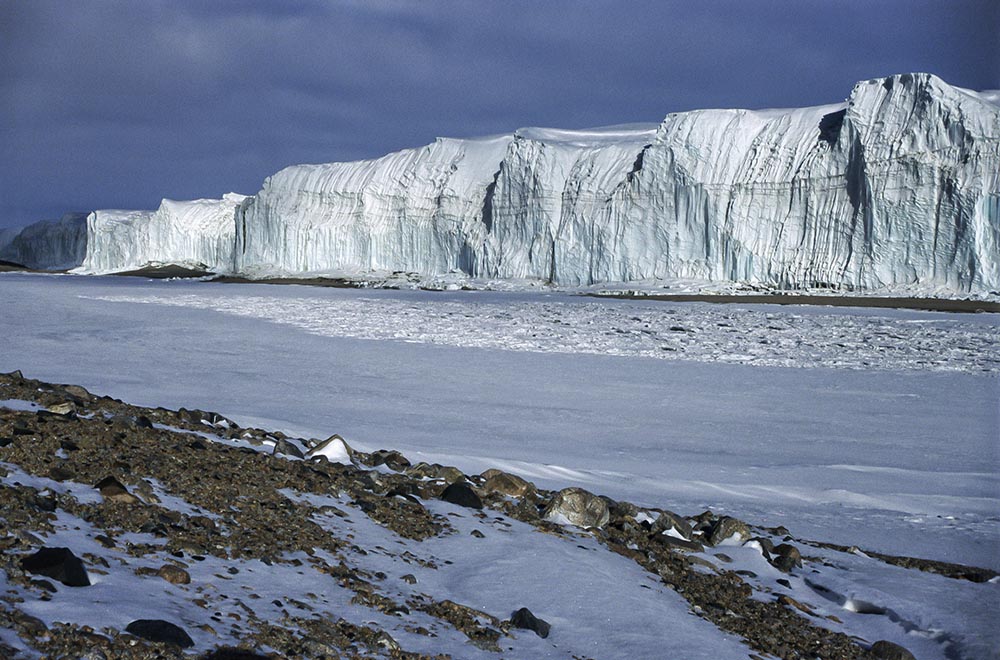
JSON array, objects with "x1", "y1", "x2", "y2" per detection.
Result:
[{"x1": 1, "y1": 272, "x2": 997, "y2": 658}]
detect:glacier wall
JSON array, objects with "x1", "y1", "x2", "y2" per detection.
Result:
[
  {"x1": 234, "y1": 72, "x2": 999, "y2": 293},
  {"x1": 0, "y1": 213, "x2": 88, "y2": 270},
  {"x1": 78, "y1": 194, "x2": 246, "y2": 274},
  {"x1": 6, "y1": 73, "x2": 996, "y2": 294}
]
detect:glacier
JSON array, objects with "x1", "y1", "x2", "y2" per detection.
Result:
[
  {"x1": 78, "y1": 193, "x2": 247, "y2": 274},
  {"x1": 5, "y1": 72, "x2": 999, "y2": 295}
]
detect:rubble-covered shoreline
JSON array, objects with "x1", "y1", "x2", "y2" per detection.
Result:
[{"x1": 1, "y1": 371, "x2": 993, "y2": 659}]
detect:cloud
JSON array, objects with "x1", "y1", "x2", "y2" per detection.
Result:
[{"x1": 1, "y1": 0, "x2": 996, "y2": 227}]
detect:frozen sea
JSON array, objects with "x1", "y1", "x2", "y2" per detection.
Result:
[
  {"x1": 2, "y1": 272, "x2": 999, "y2": 658},
  {"x1": 2, "y1": 272, "x2": 997, "y2": 571}
]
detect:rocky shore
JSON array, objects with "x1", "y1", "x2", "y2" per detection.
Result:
[{"x1": 0, "y1": 371, "x2": 992, "y2": 659}]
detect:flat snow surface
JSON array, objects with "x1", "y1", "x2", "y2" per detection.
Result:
[{"x1": 1, "y1": 273, "x2": 998, "y2": 657}]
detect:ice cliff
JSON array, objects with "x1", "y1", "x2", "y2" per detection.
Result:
[
  {"x1": 235, "y1": 73, "x2": 999, "y2": 293},
  {"x1": 0, "y1": 213, "x2": 88, "y2": 270},
  {"x1": 6, "y1": 73, "x2": 998, "y2": 294},
  {"x1": 78, "y1": 194, "x2": 247, "y2": 274}
]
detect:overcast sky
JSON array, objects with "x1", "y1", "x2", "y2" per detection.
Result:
[{"x1": 1, "y1": 0, "x2": 997, "y2": 229}]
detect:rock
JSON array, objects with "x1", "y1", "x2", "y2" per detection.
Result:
[
  {"x1": 47, "y1": 465, "x2": 76, "y2": 481},
  {"x1": 47, "y1": 402, "x2": 75, "y2": 416},
  {"x1": 510, "y1": 607, "x2": 550, "y2": 639},
  {"x1": 650, "y1": 509, "x2": 694, "y2": 540},
  {"x1": 305, "y1": 434, "x2": 353, "y2": 464},
  {"x1": 272, "y1": 437, "x2": 305, "y2": 459},
  {"x1": 19, "y1": 547, "x2": 90, "y2": 587},
  {"x1": 200, "y1": 648, "x2": 273, "y2": 659},
  {"x1": 94, "y1": 476, "x2": 139, "y2": 504},
  {"x1": 658, "y1": 536, "x2": 704, "y2": 553},
  {"x1": 367, "y1": 449, "x2": 411, "y2": 471},
  {"x1": 481, "y1": 471, "x2": 534, "y2": 498},
  {"x1": 543, "y1": 487, "x2": 610, "y2": 529},
  {"x1": 63, "y1": 384, "x2": 91, "y2": 400},
  {"x1": 440, "y1": 482, "x2": 483, "y2": 509},
  {"x1": 408, "y1": 462, "x2": 466, "y2": 483},
  {"x1": 870, "y1": 640, "x2": 917, "y2": 660},
  {"x1": 124, "y1": 619, "x2": 194, "y2": 648},
  {"x1": 770, "y1": 543, "x2": 802, "y2": 572},
  {"x1": 157, "y1": 564, "x2": 191, "y2": 585},
  {"x1": 707, "y1": 516, "x2": 751, "y2": 546},
  {"x1": 777, "y1": 594, "x2": 813, "y2": 613}
]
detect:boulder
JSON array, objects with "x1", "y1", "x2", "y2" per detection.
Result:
[
  {"x1": 706, "y1": 516, "x2": 751, "y2": 546},
  {"x1": 543, "y1": 487, "x2": 610, "y2": 529},
  {"x1": 510, "y1": 607, "x2": 550, "y2": 639},
  {"x1": 157, "y1": 564, "x2": 191, "y2": 585},
  {"x1": 124, "y1": 619, "x2": 194, "y2": 648},
  {"x1": 481, "y1": 471, "x2": 534, "y2": 498},
  {"x1": 440, "y1": 482, "x2": 483, "y2": 509},
  {"x1": 650, "y1": 509, "x2": 694, "y2": 540},
  {"x1": 305, "y1": 434, "x2": 353, "y2": 464},
  {"x1": 272, "y1": 437, "x2": 305, "y2": 459},
  {"x1": 19, "y1": 547, "x2": 90, "y2": 587},
  {"x1": 95, "y1": 476, "x2": 139, "y2": 504},
  {"x1": 870, "y1": 640, "x2": 917, "y2": 660},
  {"x1": 770, "y1": 543, "x2": 802, "y2": 572}
]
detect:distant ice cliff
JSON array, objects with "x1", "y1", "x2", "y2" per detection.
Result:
[{"x1": 7, "y1": 73, "x2": 998, "y2": 295}]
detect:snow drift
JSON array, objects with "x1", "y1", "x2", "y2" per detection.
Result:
[{"x1": 6, "y1": 73, "x2": 998, "y2": 294}]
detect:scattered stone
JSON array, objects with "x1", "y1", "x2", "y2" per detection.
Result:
[
  {"x1": 125, "y1": 619, "x2": 194, "y2": 648},
  {"x1": 94, "y1": 476, "x2": 139, "y2": 504},
  {"x1": 48, "y1": 402, "x2": 75, "y2": 416},
  {"x1": 440, "y1": 482, "x2": 483, "y2": 509},
  {"x1": 19, "y1": 547, "x2": 90, "y2": 587},
  {"x1": 650, "y1": 509, "x2": 694, "y2": 540},
  {"x1": 770, "y1": 543, "x2": 802, "y2": 572},
  {"x1": 408, "y1": 462, "x2": 466, "y2": 483},
  {"x1": 272, "y1": 437, "x2": 305, "y2": 459},
  {"x1": 870, "y1": 640, "x2": 917, "y2": 660},
  {"x1": 777, "y1": 594, "x2": 813, "y2": 613},
  {"x1": 47, "y1": 465, "x2": 76, "y2": 481},
  {"x1": 201, "y1": 648, "x2": 274, "y2": 659},
  {"x1": 306, "y1": 434, "x2": 352, "y2": 464},
  {"x1": 707, "y1": 516, "x2": 751, "y2": 546},
  {"x1": 470, "y1": 529, "x2": 485, "y2": 538},
  {"x1": 157, "y1": 564, "x2": 192, "y2": 585},
  {"x1": 510, "y1": 607, "x2": 550, "y2": 639},
  {"x1": 63, "y1": 384, "x2": 91, "y2": 400},
  {"x1": 400, "y1": 574, "x2": 417, "y2": 584},
  {"x1": 481, "y1": 470, "x2": 535, "y2": 498},
  {"x1": 543, "y1": 487, "x2": 610, "y2": 529}
]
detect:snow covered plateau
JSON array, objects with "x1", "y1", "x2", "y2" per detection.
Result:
[{"x1": 3, "y1": 72, "x2": 998, "y2": 297}]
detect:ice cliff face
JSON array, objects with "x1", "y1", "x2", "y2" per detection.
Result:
[
  {"x1": 78, "y1": 194, "x2": 247, "y2": 274},
  {"x1": 0, "y1": 213, "x2": 88, "y2": 270},
  {"x1": 234, "y1": 73, "x2": 999, "y2": 293},
  {"x1": 8, "y1": 73, "x2": 997, "y2": 294}
]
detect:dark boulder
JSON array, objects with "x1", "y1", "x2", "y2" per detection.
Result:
[
  {"x1": 200, "y1": 648, "x2": 272, "y2": 660},
  {"x1": 440, "y1": 482, "x2": 483, "y2": 509},
  {"x1": 870, "y1": 640, "x2": 916, "y2": 660},
  {"x1": 510, "y1": 607, "x2": 550, "y2": 639},
  {"x1": 19, "y1": 547, "x2": 90, "y2": 587},
  {"x1": 124, "y1": 619, "x2": 194, "y2": 648},
  {"x1": 770, "y1": 543, "x2": 802, "y2": 572}
]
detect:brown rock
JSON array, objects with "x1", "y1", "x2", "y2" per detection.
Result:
[
  {"x1": 481, "y1": 471, "x2": 534, "y2": 498},
  {"x1": 870, "y1": 640, "x2": 916, "y2": 660},
  {"x1": 543, "y1": 487, "x2": 610, "y2": 529},
  {"x1": 157, "y1": 564, "x2": 191, "y2": 585}
]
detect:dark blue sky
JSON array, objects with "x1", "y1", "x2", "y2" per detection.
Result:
[{"x1": 2, "y1": 0, "x2": 997, "y2": 229}]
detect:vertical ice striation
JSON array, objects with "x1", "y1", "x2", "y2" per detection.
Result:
[
  {"x1": 0, "y1": 213, "x2": 88, "y2": 270},
  {"x1": 6, "y1": 73, "x2": 997, "y2": 294},
  {"x1": 78, "y1": 193, "x2": 247, "y2": 274},
  {"x1": 234, "y1": 73, "x2": 999, "y2": 293}
]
